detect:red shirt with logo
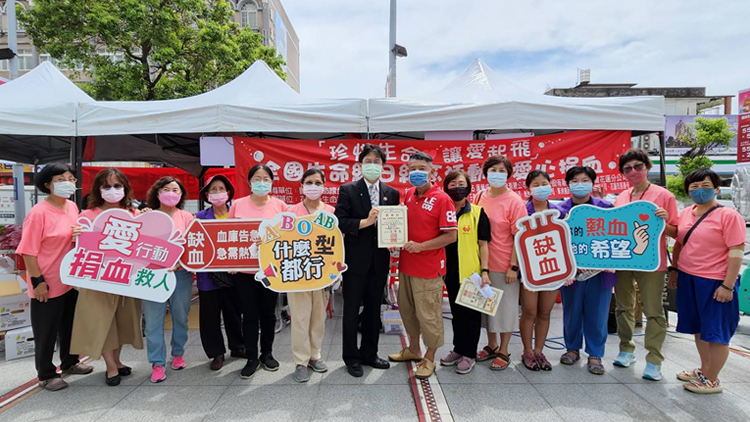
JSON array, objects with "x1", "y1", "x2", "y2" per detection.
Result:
[{"x1": 399, "y1": 184, "x2": 458, "y2": 278}]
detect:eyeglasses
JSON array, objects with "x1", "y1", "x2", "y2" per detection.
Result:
[
  {"x1": 102, "y1": 184, "x2": 123, "y2": 190},
  {"x1": 622, "y1": 163, "x2": 645, "y2": 174}
]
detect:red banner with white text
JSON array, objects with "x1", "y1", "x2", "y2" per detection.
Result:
[
  {"x1": 82, "y1": 167, "x2": 236, "y2": 199},
  {"x1": 234, "y1": 131, "x2": 631, "y2": 205}
]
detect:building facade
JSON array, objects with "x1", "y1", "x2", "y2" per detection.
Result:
[{"x1": 0, "y1": 0, "x2": 300, "y2": 92}]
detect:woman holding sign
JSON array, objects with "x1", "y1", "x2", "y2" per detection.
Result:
[
  {"x1": 669, "y1": 169, "x2": 745, "y2": 394},
  {"x1": 519, "y1": 170, "x2": 567, "y2": 372},
  {"x1": 475, "y1": 155, "x2": 527, "y2": 371},
  {"x1": 612, "y1": 148, "x2": 678, "y2": 381},
  {"x1": 556, "y1": 166, "x2": 616, "y2": 375},
  {"x1": 142, "y1": 177, "x2": 195, "y2": 383},
  {"x1": 286, "y1": 169, "x2": 334, "y2": 382},
  {"x1": 439, "y1": 170, "x2": 491, "y2": 374},
  {"x1": 229, "y1": 164, "x2": 288, "y2": 379},
  {"x1": 17, "y1": 163, "x2": 94, "y2": 391},
  {"x1": 70, "y1": 168, "x2": 143, "y2": 386}
]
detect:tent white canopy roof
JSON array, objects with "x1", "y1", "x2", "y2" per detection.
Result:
[
  {"x1": 0, "y1": 62, "x2": 94, "y2": 136},
  {"x1": 77, "y1": 61, "x2": 368, "y2": 136},
  {"x1": 368, "y1": 59, "x2": 665, "y2": 133}
]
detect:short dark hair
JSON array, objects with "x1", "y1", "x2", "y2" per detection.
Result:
[
  {"x1": 146, "y1": 176, "x2": 187, "y2": 210},
  {"x1": 565, "y1": 166, "x2": 597, "y2": 184},
  {"x1": 88, "y1": 168, "x2": 134, "y2": 210},
  {"x1": 444, "y1": 170, "x2": 472, "y2": 193},
  {"x1": 302, "y1": 168, "x2": 325, "y2": 184},
  {"x1": 36, "y1": 162, "x2": 74, "y2": 194},
  {"x1": 619, "y1": 148, "x2": 653, "y2": 173},
  {"x1": 525, "y1": 170, "x2": 550, "y2": 188},
  {"x1": 408, "y1": 151, "x2": 433, "y2": 163},
  {"x1": 482, "y1": 155, "x2": 514, "y2": 178},
  {"x1": 358, "y1": 144, "x2": 387, "y2": 164},
  {"x1": 247, "y1": 164, "x2": 275, "y2": 182},
  {"x1": 684, "y1": 168, "x2": 721, "y2": 192}
]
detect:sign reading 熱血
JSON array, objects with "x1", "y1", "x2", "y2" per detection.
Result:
[
  {"x1": 566, "y1": 201, "x2": 665, "y2": 271},
  {"x1": 60, "y1": 209, "x2": 185, "y2": 303},
  {"x1": 256, "y1": 211, "x2": 346, "y2": 292}
]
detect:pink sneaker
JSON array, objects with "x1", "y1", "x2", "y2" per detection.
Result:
[
  {"x1": 440, "y1": 350, "x2": 462, "y2": 366},
  {"x1": 456, "y1": 357, "x2": 475, "y2": 374},
  {"x1": 151, "y1": 366, "x2": 166, "y2": 383},
  {"x1": 171, "y1": 356, "x2": 186, "y2": 370}
]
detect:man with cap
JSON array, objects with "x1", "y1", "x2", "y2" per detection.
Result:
[{"x1": 196, "y1": 174, "x2": 246, "y2": 370}]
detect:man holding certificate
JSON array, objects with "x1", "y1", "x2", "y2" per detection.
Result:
[
  {"x1": 388, "y1": 151, "x2": 458, "y2": 379},
  {"x1": 335, "y1": 144, "x2": 400, "y2": 378}
]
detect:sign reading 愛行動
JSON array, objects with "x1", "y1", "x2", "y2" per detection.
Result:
[{"x1": 60, "y1": 209, "x2": 185, "y2": 303}]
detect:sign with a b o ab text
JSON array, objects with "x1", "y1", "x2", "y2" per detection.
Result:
[
  {"x1": 256, "y1": 211, "x2": 346, "y2": 292},
  {"x1": 60, "y1": 209, "x2": 185, "y2": 303},
  {"x1": 566, "y1": 201, "x2": 665, "y2": 271},
  {"x1": 515, "y1": 210, "x2": 577, "y2": 292}
]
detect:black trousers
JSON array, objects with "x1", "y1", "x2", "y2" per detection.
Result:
[
  {"x1": 342, "y1": 270, "x2": 388, "y2": 366},
  {"x1": 198, "y1": 286, "x2": 245, "y2": 359},
  {"x1": 30, "y1": 289, "x2": 80, "y2": 381},
  {"x1": 234, "y1": 273, "x2": 278, "y2": 361},
  {"x1": 444, "y1": 273, "x2": 482, "y2": 358}
]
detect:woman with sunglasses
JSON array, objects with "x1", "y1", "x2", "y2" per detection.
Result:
[
  {"x1": 611, "y1": 149, "x2": 678, "y2": 381},
  {"x1": 70, "y1": 168, "x2": 143, "y2": 386}
]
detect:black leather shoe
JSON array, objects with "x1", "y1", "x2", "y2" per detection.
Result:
[
  {"x1": 230, "y1": 349, "x2": 247, "y2": 359},
  {"x1": 362, "y1": 357, "x2": 391, "y2": 370},
  {"x1": 105, "y1": 373, "x2": 121, "y2": 386},
  {"x1": 347, "y1": 363, "x2": 364, "y2": 378},
  {"x1": 117, "y1": 366, "x2": 132, "y2": 377},
  {"x1": 210, "y1": 355, "x2": 225, "y2": 371}
]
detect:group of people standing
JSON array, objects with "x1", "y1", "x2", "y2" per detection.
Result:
[{"x1": 16, "y1": 145, "x2": 745, "y2": 395}]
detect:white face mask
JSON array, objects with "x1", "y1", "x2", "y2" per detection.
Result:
[
  {"x1": 101, "y1": 187, "x2": 125, "y2": 204},
  {"x1": 52, "y1": 181, "x2": 77, "y2": 198}
]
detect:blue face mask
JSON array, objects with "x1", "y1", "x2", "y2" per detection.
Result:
[
  {"x1": 409, "y1": 170, "x2": 429, "y2": 188},
  {"x1": 689, "y1": 187, "x2": 716, "y2": 205},
  {"x1": 487, "y1": 172, "x2": 508, "y2": 188},
  {"x1": 251, "y1": 181, "x2": 272, "y2": 196},
  {"x1": 530, "y1": 185, "x2": 552, "y2": 201},
  {"x1": 570, "y1": 182, "x2": 593, "y2": 198}
]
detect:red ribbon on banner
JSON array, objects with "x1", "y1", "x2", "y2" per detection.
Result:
[{"x1": 233, "y1": 131, "x2": 631, "y2": 204}]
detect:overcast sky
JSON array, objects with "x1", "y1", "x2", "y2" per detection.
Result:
[{"x1": 283, "y1": 0, "x2": 749, "y2": 110}]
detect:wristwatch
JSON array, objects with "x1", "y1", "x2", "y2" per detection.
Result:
[
  {"x1": 481, "y1": 268, "x2": 490, "y2": 275},
  {"x1": 510, "y1": 265, "x2": 519, "y2": 272},
  {"x1": 31, "y1": 275, "x2": 45, "y2": 288},
  {"x1": 668, "y1": 266, "x2": 678, "y2": 273}
]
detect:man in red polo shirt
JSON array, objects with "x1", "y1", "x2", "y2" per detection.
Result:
[{"x1": 388, "y1": 151, "x2": 458, "y2": 379}]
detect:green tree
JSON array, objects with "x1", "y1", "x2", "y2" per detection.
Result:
[
  {"x1": 19, "y1": 0, "x2": 286, "y2": 100},
  {"x1": 667, "y1": 116, "x2": 735, "y2": 199}
]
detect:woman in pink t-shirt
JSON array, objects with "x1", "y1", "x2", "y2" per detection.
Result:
[
  {"x1": 475, "y1": 155, "x2": 527, "y2": 371},
  {"x1": 16, "y1": 163, "x2": 93, "y2": 391},
  {"x1": 286, "y1": 169, "x2": 335, "y2": 383},
  {"x1": 142, "y1": 177, "x2": 195, "y2": 384},
  {"x1": 669, "y1": 169, "x2": 745, "y2": 394},
  {"x1": 69, "y1": 168, "x2": 144, "y2": 386},
  {"x1": 228, "y1": 164, "x2": 288, "y2": 379},
  {"x1": 611, "y1": 149, "x2": 679, "y2": 381}
]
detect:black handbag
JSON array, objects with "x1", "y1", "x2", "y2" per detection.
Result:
[{"x1": 208, "y1": 271, "x2": 234, "y2": 289}]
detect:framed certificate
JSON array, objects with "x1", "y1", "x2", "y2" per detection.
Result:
[{"x1": 377, "y1": 205, "x2": 408, "y2": 248}]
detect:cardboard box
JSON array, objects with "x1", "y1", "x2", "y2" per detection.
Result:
[
  {"x1": 5, "y1": 325, "x2": 35, "y2": 361},
  {"x1": 1, "y1": 293, "x2": 31, "y2": 331},
  {"x1": 381, "y1": 309, "x2": 404, "y2": 335}
]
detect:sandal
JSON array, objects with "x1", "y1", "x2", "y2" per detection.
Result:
[
  {"x1": 587, "y1": 357, "x2": 605, "y2": 375},
  {"x1": 522, "y1": 352, "x2": 539, "y2": 371},
  {"x1": 677, "y1": 368, "x2": 702, "y2": 382},
  {"x1": 560, "y1": 350, "x2": 580, "y2": 365},
  {"x1": 490, "y1": 353, "x2": 511, "y2": 371},
  {"x1": 476, "y1": 346, "x2": 500, "y2": 362},
  {"x1": 536, "y1": 353, "x2": 552, "y2": 371}
]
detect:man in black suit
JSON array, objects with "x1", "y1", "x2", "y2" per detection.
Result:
[{"x1": 335, "y1": 144, "x2": 400, "y2": 377}]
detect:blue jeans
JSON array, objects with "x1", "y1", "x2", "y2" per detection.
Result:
[
  {"x1": 143, "y1": 270, "x2": 193, "y2": 367},
  {"x1": 561, "y1": 274, "x2": 612, "y2": 359}
]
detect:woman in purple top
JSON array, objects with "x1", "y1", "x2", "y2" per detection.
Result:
[
  {"x1": 557, "y1": 166, "x2": 616, "y2": 375},
  {"x1": 519, "y1": 170, "x2": 566, "y2": 372},
  {"x1": 196, "y1": 175, "x2": 245, "y2": 370}
]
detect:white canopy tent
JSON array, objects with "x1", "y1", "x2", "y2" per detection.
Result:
[
  {"x1": 77, "y1": 61, "x2": 368, "y2": 136},
  {"x1": 368, "y1": 59, "x2": 665, "y2": 133}
]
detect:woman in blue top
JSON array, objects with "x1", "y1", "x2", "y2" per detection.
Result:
[
  {"x1": 556, "y1": 166, "x2": 617, "y2": 375},
  {"x1": 519, "y1": 170, "x2": 567, "y2": 372},
  {"x1": 196, "y1": 175, "x2": 245, "y2": 370}
]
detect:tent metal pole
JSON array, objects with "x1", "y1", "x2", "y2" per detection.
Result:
[
  {"x1": 73, "y1": 136, "x2": 83, "y2": 209},
  {"x1": 658, "y1": 131, "x2": 666, "y2": 187}
]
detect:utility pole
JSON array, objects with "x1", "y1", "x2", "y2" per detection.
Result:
[{"x1": 7, "y1": 0, "x2": 19, "y2": 80}]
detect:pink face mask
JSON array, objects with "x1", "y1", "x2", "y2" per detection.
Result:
[
  {"x1": 159, "y1": 191, "x2": 181, "y2": 207},
  {"x1": 624, "y1": 168, "x2": 648, "y2": 185},
  {"x1": 208, "y1": 192, "x2": 229, "y2": 206}
]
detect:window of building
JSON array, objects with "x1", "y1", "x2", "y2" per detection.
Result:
[
  {"x1": 17, "y1": 49, "x2": 32, "y2": 70},
  {"x1": 240, "y1": 2, "x2": 258, "y2": 29}
]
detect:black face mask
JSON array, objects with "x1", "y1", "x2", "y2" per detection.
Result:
[{"x1": 447, "y1": 186, "x2": 469, "y2": 201}]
